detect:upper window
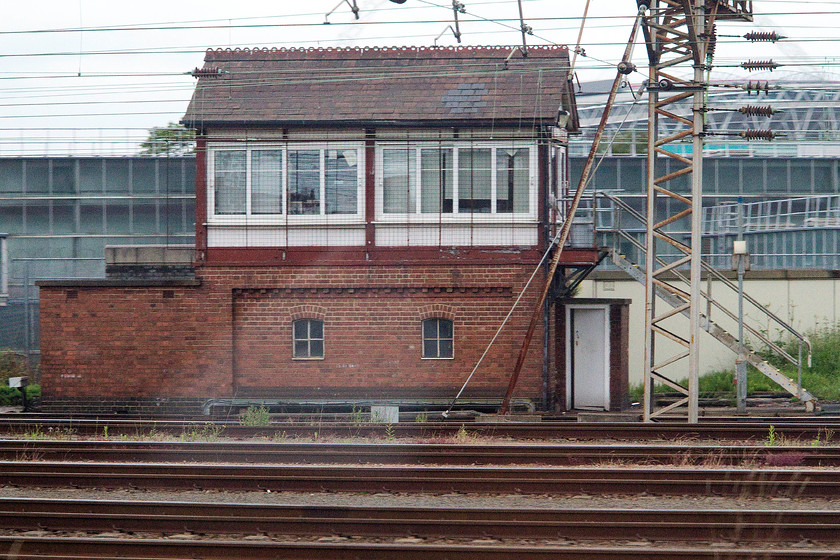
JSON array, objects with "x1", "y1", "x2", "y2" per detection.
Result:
[
  {"x1": 209, "y1": 144, "x2": 363, "y2": 220},
  {"x1": 380, "y1": 143, "x2": 534, "y2": 217},
  {"x1": 422, "y1": 318, "x2": 454, "y2": 359},
  {"x1": 293, "y1": 319, "x2": 324, "y2": 360}
]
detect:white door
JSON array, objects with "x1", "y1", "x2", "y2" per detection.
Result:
[{"x1": 569, "y1": 307, "x2": 609, "y2": 410}]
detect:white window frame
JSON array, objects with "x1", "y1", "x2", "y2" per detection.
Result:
[
  {"x1": 375, "y1": 141, "x2": 538, "y2": 223},
  {"x1": 207, "y1": 142, "x2": 365, "y2": 225}
]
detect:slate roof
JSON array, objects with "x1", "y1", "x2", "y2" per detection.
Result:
[{"x1": 182, "y1": 45, "x2": 576, "y2": 129}]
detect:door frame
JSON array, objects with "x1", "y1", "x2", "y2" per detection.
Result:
[{"x1": 565, "y1": 304, "x2": 611, "y2": 411}]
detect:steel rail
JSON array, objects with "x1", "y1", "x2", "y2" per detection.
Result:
[
  {"x1": 0, "y1": 536, "x2": 832, "y2": 559},
  {"x1": 2, "y1": 419, "x2": 840, "y2": 441},
  {"x1": 2, "y1": 497, "x2": 839, "y2": 542},
  {"x1": 3, "y1": 440, "x2": 840, "y2": 466},
  {"x1": 0, "y1": 462, "x2": 837, "y2": 497}
]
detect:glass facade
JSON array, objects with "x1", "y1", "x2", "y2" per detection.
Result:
[
  {"x1": 572, "y1": 156, "x2": 840, "y2": 271},
  {"x1": 0, "y1": 157, "x2": 195, "y2": 359}
]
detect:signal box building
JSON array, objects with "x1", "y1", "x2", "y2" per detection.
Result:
[{"x1": 37, "y1": 46, "x2": 614, "y2": 415}]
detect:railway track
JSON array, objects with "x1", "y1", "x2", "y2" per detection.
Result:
[
  {"x1": 0, "y1": 461, "x2": 836, "y2": 497},
  {"x1": 2, "y1": 497, "x2": 838, "y2": 542},
  {"x1": 2, "y1": 417, "x2": 840, "y2": 441},
  {"x1": 2, "y1": 439, "x2": 838, "y2": 466},
  {"x1": 2, "y1": 536, "x2": 833, "y2": 559}
]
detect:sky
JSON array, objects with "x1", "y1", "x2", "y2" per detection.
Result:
[{"x1": 1, "y1": 0, "x2": 838, "y2": 155}]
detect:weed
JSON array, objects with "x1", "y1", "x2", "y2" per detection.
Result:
[
  {"x1": 414, "y1": 411, "x2": 429, "y2": 423},
  {"x1": 20, "y1": 425, "x2": 46, "y2": 440},
  {"x1": 453, "y1": 424, "x2": 474, "y2": 443},
  {"x1": 102, "y1": 425, "x2": 109, "y2": 439},
  {"x1": 765, "y1": 425, "x2": 777, "y2": 447},
  {"x1": 349, "y1": 406, "x2": 367, "y2": 424},
  {"x1": 385, "y1": 423, "x2": 395, "y2": 441},
  {"x1": 240, "y1": 405, "x2": 271, "y2": 427},
  {"x1": 180, "y1": 422, "x2": 224, "y2": 442}
]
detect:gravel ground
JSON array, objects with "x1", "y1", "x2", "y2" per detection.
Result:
[{"x1": 2, "y1": 485, "x2": 839, "y2": 511}]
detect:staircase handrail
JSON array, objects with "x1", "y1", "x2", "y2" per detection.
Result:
[{"x1": 595, "y1": 190, "x2": 812, "y2": 370}]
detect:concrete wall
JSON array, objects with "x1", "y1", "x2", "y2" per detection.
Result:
[{"x1": 579, "y1": 273, "x2": 840, "y2": 387}]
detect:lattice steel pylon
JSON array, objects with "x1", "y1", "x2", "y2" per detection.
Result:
[{"x1": 640, "y1": 0, "x2": 753, "y2": 422}]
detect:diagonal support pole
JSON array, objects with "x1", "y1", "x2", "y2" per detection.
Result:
[{"x1": 499, "y1": 6, "x2": 646, "y2": 414}]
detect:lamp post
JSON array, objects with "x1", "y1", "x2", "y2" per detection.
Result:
[{"x1": 732, "y1": 198, "x2": 750, "y2": 413}]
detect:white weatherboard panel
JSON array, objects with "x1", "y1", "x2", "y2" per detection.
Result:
[{"x1": 207, "y1": 226, "x2": 365, "y2": 247}]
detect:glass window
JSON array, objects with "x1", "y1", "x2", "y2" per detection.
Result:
[
  {"x1": 52, "y1": 202, "x2": 76, "y2": 234},
  {"x1": 288, "y1": 150, "x2": 321, "y2": 215},
  {"x1": 383, "y1": 148, "x2": 417, "y2": 214},
  {"x1": 496, "y1": 148, "x2": 530, "y2": 213},
  {"x1": 51, "y1": 162, "x2": 76, "y2": 194},
  {"x1": 132, "y1": 203, "x2": 158, "y2": 234},
  {"x1": 293, "y1": 319, "x2": 324, "y2": 359},
  {"x1": 421, "y1": 148, "x2": 454, "y2": 213},
  {"x1": 132, "y1": 159, "x2": 158, "y2": 194},
  {"x1": 252, "y1": 150, "x2": 283, "y2": 214},
  {"x1": 325, "y1": 150, "x2": 358, "y2": 215},
  {"x1": 25, "y1": 160, "x2": 49, "y2": 193},
  {"x1": 79, "y1": 201, "x2": 104, "y2": 235},
  {"x1": 422, "y1": 318, "x2": 454, "y2": 359},
  {"x1": 214, "y1": 150, "x2": 246, "y2": 215},
  {"x1": 210, "y1": 145, "x2": 362, "y2": 219},
  {"x1": 384, "y1": 144, "x2": 532, "y2": 216},
  {"x1": 79, "y1": 159, "x2": 104, "y2": 193},
  {"x1": 0, "y1": 160, "x2": 23, "y2": 193},
  {"x1": 458, "y1": 148, "x2": 492, "y2": 213},
  {"x1": 105, "y1": 159, "x2": 130, "y2": 194}
]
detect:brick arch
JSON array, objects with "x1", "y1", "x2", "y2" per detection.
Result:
[
  {"x1": 289, "y1": 305, "x2": 326, "y2": 321},
  {"x1": 418, "y1": 304, "x2": 456, "y2": 321}
]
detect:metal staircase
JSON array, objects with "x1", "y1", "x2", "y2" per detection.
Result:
[{"x1": 594, "y1": 192, "x2": 816, "y2": 411}]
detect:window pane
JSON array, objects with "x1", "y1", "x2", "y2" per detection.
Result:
[
  {"x1": 423, "y1": 319, "x2": 437, "y2": 339},
  {"x1": 309, "y1": 339, "x2": 324, "y2": 358},
  {"x1": 25, "y1": 160, "x2": 49, "y2": 193},
  {"x1": 423, "y1": 340, "x2": 438, "y2": 358},
  {"x1": 52, "y1": 162, "x2": 76, "y2": 194},
  {"x1": 132, "y1": 159, "x2": 157, "y2": 194},
  {"x1": 309, "y1": 319, "x2": 323, "y2": 339},
  {"x1": 252, "y1": 150, "x2": 283, "y2": 214},
  {"x1": 496, "y1": 148, "x2": 530, "y2": 213},
  {"x1": 288, "y1": 150, "x2": 321, "y2": 215},
  {"x1": 325, "y1": 150, "x2": 358, "y2": 215},
  {"x1": 214, "y1": 151, "x2": 246, "y2": 215},
  {"x1": 438, "y1": 319, "x2": 453, "y2": 339},
  {"x1": 79, "y1": 202, "x2": 104, "y2": 234},
  {"x1": 294, "y1": 340, "x2": 309, "y2": 358},
  {"x1": 383, "y1": 148, "x2": 417, "y2": 213},
  {"x1": 105, "y1": 159, "x2": 130, "y2": 194},
  {"x1": 294, "y1": 320, "x2": 307, "y2": 339},
  {"x1": 78, "y1": 159, "x2": 103, "y2": 193},
  {"x1": 421, "y1": 148, "x2": 453, "y2": 213},
  {"x1": 438, "y1": 339, "x2": 453, "y2": 358},
  {"x1": 458, "y1": 148, "x2": 491, "y2": 213}
]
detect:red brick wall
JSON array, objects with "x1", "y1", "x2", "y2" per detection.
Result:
[
  {"x1": 39, "y1": 284, "x2": 234, "y2": 399},
  {"x1": 39, "y1": 262, "x2": 548, "y2": 404}
]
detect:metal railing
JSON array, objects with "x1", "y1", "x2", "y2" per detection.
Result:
[
  {"x1": 593, "y1": 191, "x2": 811, "y2": 396},
  {"x1": 705, "y1": 195, "x2": 840, "y2": 235}
]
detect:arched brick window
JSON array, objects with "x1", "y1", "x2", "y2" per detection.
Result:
[
  {"x1": 422, "y1": 318, "x2": 454, "y2": 359},
  {"x1": 293, "y1": 319, "x2": 324, "y2": 359}
]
